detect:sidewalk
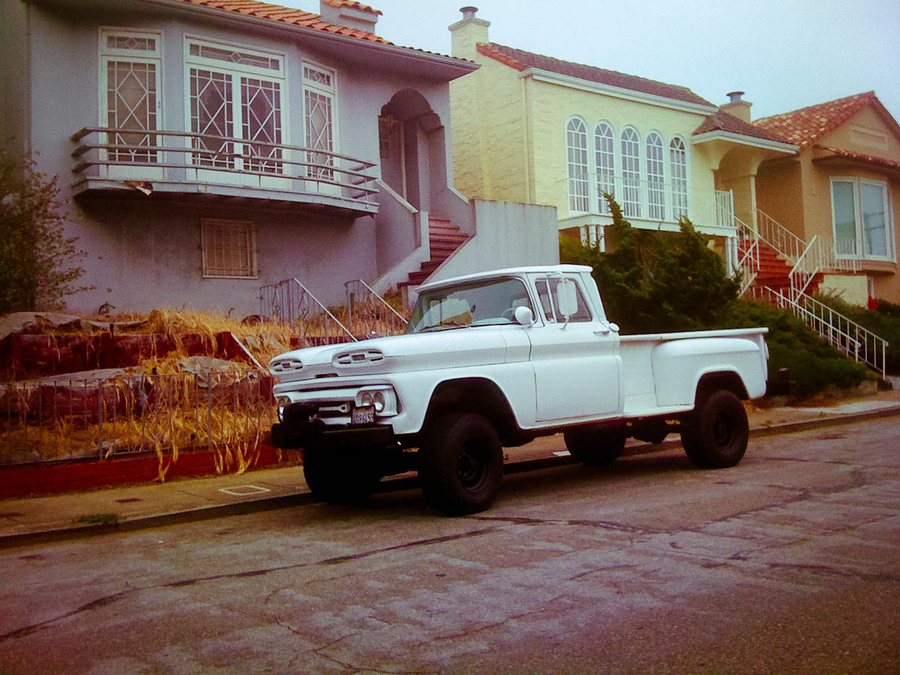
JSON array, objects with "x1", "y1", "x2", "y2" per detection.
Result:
[{"x1": 3, "y1": 390, "x2": 900, "y2": 548}]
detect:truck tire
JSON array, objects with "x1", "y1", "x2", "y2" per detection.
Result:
[
  {"x1": 563, "y1": 427, "x2": 627, "y2": 465},
  {"x1": 680, "y1": 390, "x2": 748, "y2": 468},
  {"x1": 419, "y1": 413, "x2": 503, "y2": 516},
  {"x1": 302, "y1": 446, "x2": 382, "y2": 504}
]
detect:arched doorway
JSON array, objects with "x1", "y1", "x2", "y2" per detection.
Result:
[{"x1": 378, "y1": 89, "x2": 447, "y2": 214}]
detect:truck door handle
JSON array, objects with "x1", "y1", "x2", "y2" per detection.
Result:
[{"x1": 594, "y1": 328, "x2": 610, "y2": 336}]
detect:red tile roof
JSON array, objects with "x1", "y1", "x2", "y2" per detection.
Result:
[
  {"x1": 178, "y1": 0, "x2": 390, "y2": 43},
  {"x1": 815, "y1": 145, "x2": 900, "y2": 171},
  {"x1": 322, "y1": 0, "x2": 381, "y2": 14},
  {"x1": 693, "y1": 109, "x2": 790, "y2": 144},
  {"x1": 477, "y1": 43, "x2": 713, "y2": 108},
  {"x1": 752, "y1": 92, "x2": 877, "y2": 150}
]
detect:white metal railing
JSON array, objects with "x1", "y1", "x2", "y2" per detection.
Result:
[
  {"x1": 566, "y1": 172, "x2": 735, "y2": 232},
  {"x1": 758, "y1": 286, "x2": 887, "y2": 377},
  {"x1": 260, "y1": 279, "x2": 356, "y2": 346},
  {"x1": 345, "y1": 279, "x2": 409, "y2": 339},
  {"x1": 71, "y1": 127, "x2": 378, "y2": 209}
]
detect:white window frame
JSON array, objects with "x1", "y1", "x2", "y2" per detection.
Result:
[
  {"x1": 620, "y1": 126, "x2": 642, "y2": 219},
  {"x1": 830, "y1": 177, "x2": 895, "y2": 262},
  {"x1": 98, "y1": 28, "x2": 164, "y2": 180},
  {"x1": 594, "y1": 121, "x2": 616, "y2": 215},
  {"x1": 646, "y1": 130, "x2": 665, "y2": 221},
  {"x1": 669, "y1": 136, "x2": 689, "y2": 221},
  {"x1": 201, "y1": 218, "x2": 258, "y2": 279},
  {"x1": 566, "y1": 117, "x2": 590, "y2": 214},
  {"x1": 302, "y1": 61, "x2": 340, "y2": 192},
  {"x1": 184, "y1": 37, "x2": 287, "y2": 188}
]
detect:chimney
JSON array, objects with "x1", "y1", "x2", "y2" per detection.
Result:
[
  {"x1": 721, "y1": 90, "x2": 753, "y2": 123},
  {"x1": 319, "y1": 0, "x2": 380, "y2": 33},
  {"x1": 449, "y1": 6, "x2": 490, "y2": 59}
]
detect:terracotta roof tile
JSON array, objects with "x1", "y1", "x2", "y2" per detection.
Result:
[
  {"x1": 322, "y1": 0, "x2": 382, "y2": 14},
  {"x1": 693, "y1": 108, "x2": 790, "y2": 144},
  {"x1": 753, "y1": 92, "x2": 877, "y2": 150},
  {"x1": 178, "y1": 0, "x2": 390, "y2": 43},
  {"x1": 815, "y1": 145, "x2": 900, "y2": 170},
  {"x1": 476, "y1": 43, "x2": 713, "y2": 108}
]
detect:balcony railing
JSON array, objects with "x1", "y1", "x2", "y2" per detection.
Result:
[
  {"x1": 71, "y1": 128, "x2": 379, "y2": 214},
  {"x1": 565, "y1": 172, "x2": 735, "y2": 233}
]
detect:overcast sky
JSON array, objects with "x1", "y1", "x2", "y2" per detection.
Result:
[{"x1": 280, "y1": 0, "x2": 900, "y2": 122}]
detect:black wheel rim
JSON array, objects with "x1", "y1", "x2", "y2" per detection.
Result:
[
  {"x1": 712, "y1": 409, "x2": 736, "y2": 448},
  {"x1": 458, "y1": 440, "x2": 488, "y2": 490}
]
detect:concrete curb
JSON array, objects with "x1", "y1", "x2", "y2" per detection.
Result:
[{"x1": 3, "y1": 404, "x2": 899, "y2": 549}]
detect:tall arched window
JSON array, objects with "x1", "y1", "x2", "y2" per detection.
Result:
[
  {"x1": 620, "y1": 127, "x2": 641, "y2": 218},
  {"x1": 566, "y1": 118, "x2": 589, "y2": 213},
  {"x1": 669, "y1": 137, "x2": 688, "y2": 220},
  {"x1": 646, "y1": 131, "x2": 665, "y2": 221},
  {"x1": 594, "y1": 122, "x2": 615, "y2": 214}
]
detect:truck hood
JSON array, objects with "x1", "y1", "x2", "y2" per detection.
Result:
[{"x1": 269, "y1": 327, "x2": 519, "y2": 382}]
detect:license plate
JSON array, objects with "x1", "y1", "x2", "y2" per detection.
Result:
[{"x1": 351, "y1": 406, "x2": 375, "y2": 425}]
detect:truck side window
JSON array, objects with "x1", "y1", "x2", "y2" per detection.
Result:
[{"x1": 536, "y1": 277, "x2": 592, "y2": 322}]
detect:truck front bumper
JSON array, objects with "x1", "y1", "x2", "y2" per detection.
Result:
[{"x1": 271, "y1": 420, "x2": 396, "y2": 450}]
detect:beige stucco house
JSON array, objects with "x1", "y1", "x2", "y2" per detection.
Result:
[
  {"x1": 753, "y1": 92, "x2": 900, "y2": 305},
  {"x1": 448, "y1": 7, "x2": 796, "y2": 274}
]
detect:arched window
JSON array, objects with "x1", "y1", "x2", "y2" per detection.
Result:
[
  {"x1": 620, "y1": 127, "x2": 641, "y2": 218},
  {"x1": 646, "y1": 131, "x2": 665, "y2": 221},
  {"x1": 566, "y1": 118, "x2": 589, "y2": 213},
  {"x1": 594, "y1": 122, "x2": 615, "y2": 214},
  {"x1": 669, "y1": 136, "x2": 688, "y2": 220}
]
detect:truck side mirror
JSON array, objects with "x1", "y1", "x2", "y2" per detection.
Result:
[
  {"x1": 514, "y1": 305, "x2": 535, "y2": 326},
  {"x1": 557, "y1": 279, "x2": 578, "y2": 318}
]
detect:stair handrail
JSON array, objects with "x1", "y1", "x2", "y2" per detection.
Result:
[
  {"x1": 260, "y1": 278, "x2": 357, "y2": 344},
  {"x1": 763, "y1": 286, "x2": 888, "y2": 377},
  {"x1": 788, "y1": 235, "x2": 825, "y2": 300},
  {"x1": 755, "y1": 209, "x2": 808, "y2": 264},
  {"x1": 345, "y1": 279, "x2": 408, "y2": 338}
]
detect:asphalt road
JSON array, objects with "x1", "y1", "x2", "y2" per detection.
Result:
[{"x1": 1, "y1": 417, "x2": 898, "y2": 674}]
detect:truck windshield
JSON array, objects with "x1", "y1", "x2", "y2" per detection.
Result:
[{"x1": 407, "y1": 278, "x2": 533, "y2": 333}]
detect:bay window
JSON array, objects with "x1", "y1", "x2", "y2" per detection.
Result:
[
  {"x1": 186, "y1": 39, "x2": 284, "y2": 175},
  {"x1": 831, "y1": 178, "x2": 894, "y2": 261}
]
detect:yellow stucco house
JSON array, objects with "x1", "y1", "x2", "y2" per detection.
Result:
[
  {"x1": 448, "y1": 8, "x2": 796, "y2": 276},
  {"x1": 753, "y1": 92, "x2": 900, "y2": 305}
]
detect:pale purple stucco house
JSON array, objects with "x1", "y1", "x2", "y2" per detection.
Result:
[{"x1": 0, "y1": 0, "x2": 558, "y2": 315}]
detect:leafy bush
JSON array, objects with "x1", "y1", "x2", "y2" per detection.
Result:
[
  {"x1": 0, "y1": 152, "x2": 88, "y2": 313},
  {"x1": 560, "y1": 195, "x2": 870, "y2": 396},
  {"x1": 560, "y1": 196, "x2": 739, "y2": 333},
  {"x1": 717, "y1": 301, "x2": 869, "y2": 396},
  {"x1": 815, "y1": 295, "x2": 900, "y2": 375}
]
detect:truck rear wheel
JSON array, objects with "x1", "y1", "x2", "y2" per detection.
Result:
[
  {"x1": 681, "y1": 390, "x2": 748, "y2": 468},
  {"x1": 302, "y1": 446, "x2": 382, "y2": 504},
  {"x1": 563, "y1": 427, "x2": 627, "y2": 465},
  {"x1": 419, "y1": 413, "x2": 503, "y2": 516}
]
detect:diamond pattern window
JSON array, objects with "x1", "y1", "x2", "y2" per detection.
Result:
[{"x1": 100, "y1": 30, "x2": 161, "y2": 164}]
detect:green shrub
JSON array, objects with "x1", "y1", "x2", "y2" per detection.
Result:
[
  {"x1": 559, "y1": 196, "x2": 871, "y2": 397},
  {"x1": 560, "y1": 196, "x2": 739, "y2": 333},
  {"x1": 0, "y1": 152, "x2": 89, "y2": 313},
  {"x1": 718, "y1": 301, "x2": 869, "y2": 396},
  {"x1": 812, "y1": 295, "x2": 900, "y2": 376}
]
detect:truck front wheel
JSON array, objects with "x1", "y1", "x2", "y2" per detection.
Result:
[
  {"x1": 419, "y1": 413, "x2": 503, "y2": 516},
  {"x1": 302, "y1": 446, "x2": 382, "y2": 504},
  {"x1": 563, "y1": 427, "x2": 627, "y2": 465},
  {"x1": 681, "y1": 390, "x2": 748, "y2": 468}
]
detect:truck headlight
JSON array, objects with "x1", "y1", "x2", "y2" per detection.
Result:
[{"x1": 355, "y1": 386, "x2": 397, "y2": 417}]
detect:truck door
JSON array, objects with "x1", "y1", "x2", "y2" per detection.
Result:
[{"x1": 529, "y1": 275, "x2": 621, "y2": 422}]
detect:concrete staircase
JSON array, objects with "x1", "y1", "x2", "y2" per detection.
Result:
[
  {"x1": 741, "y1": 238, "x2": 822, "y2": 296},
  {"x1": 399, "y1": 218, "x2": 469, "y2": 289}
]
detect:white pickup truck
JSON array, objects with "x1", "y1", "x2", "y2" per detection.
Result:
[{"x1": 269, "y1": 265, "x2": 768, "y2": 515}]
